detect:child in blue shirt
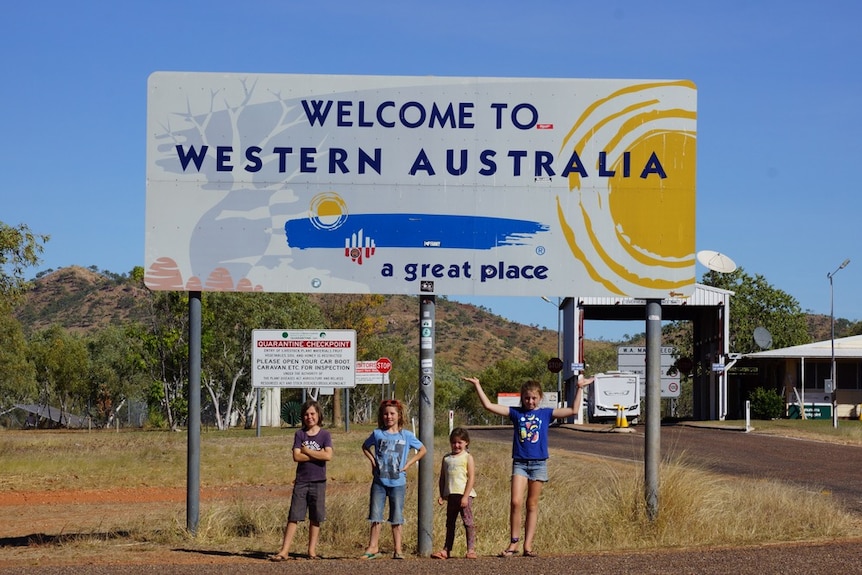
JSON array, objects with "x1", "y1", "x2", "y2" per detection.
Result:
[
  {"x1": 360, "y1": 399, "x2": 426, "y2": 559},
  {"x1": 463, "y1": 375, "x2": 592, "y2": 558}
]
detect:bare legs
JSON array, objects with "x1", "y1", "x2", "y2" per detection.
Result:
[
  {"x1": 506, "y1": 474, "x2": 543, "y2": 553},
  {"x1": 365, "y1": 522, "x2": 403, "y2": 556},
  {"x1": 275, "y1": 520, "x2": 321, "y2": 559}
]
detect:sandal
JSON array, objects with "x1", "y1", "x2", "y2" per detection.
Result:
[
  {"x1": 431, "y1": 550, "x2": 449, "y2": 559},
  {"x1": 465, "y1": 550, "x2": 478, "y2": 559},
  {"x1": 393, "y1": 552, "x2": 405, "y2": 560},
  {"x1": 498, "y1": 548, "x2": 518, "y2": 557},
  {"x1": 523, "y1": 549, "x2": 538, "y2": 557},
  {"x1": 268, "y1": 554, "x2": 291, "y2": 562}
]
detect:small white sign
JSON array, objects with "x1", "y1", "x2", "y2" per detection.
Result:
[{"x1": 355, "y1": 360, "x2": 390, "y2": 385}]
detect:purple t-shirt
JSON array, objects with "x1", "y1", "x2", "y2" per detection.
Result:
[{"x1": 293, "y1": 428, "x2": 332, "y2": 483}]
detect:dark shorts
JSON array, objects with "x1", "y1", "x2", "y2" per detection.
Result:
[{"x1": 288, "y1": 480, "x2": 326, "y2": 523}]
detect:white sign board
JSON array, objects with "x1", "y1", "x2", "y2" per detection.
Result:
[
  {"x1": 252, "y1": 329, "x2": 356, "y2": 388},
  {"x1": 355, "y1": 359, "x2": 391, "y2": 385},
  {"x1": 146, "y1": 73, "x2": 696, "y2": 298},
  {"x1": 497, "y1": 392, "x2": 558, "y2": 409},
  {"x1": 617, "y1": 346, "x2": 680, "y2": 398}
]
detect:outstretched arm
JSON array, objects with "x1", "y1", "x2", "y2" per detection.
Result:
[
  {"x1": 462, "y1": 376, "x2": 509, "y2": 417},
  {"x1": 551, "y1": 375, "x2": 594, "y2": 419}
]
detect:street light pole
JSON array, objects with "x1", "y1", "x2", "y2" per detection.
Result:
[
  {"x1": 828, "y1": 258, "x2": 851, "y2": 429},
  {"x1": 541, "y1": 296, "x2": 563, "y2": 405}
]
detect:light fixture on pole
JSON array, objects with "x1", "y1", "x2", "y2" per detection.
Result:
[
  {"x1": 541, "y1": 296, "x2": 563, "y2": 405},
  {"x1": 828, "y1": 258, "x2": 850, "y2": 429}
]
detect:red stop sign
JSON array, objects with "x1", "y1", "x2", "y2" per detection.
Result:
[
  {"x1": 376, "y1": 357, "x2": 392, "y2": 373},
  {"x1": 547, "y1": 357, "x2": 564, "y2": 373}
]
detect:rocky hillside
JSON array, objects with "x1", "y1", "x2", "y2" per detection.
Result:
[{"x1": 12, "y1": 266, "x2": 563, "y2": 374}]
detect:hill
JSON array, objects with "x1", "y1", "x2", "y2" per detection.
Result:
[{"x1": 12, "y1": 266, "x2": 567, "y2": 374}]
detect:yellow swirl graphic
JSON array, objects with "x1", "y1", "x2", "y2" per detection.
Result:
[{"x1": 559, "y1": 81, "x2": 696, "y2": 296}]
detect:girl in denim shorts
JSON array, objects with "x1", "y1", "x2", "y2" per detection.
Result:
[{"x1": 463, "y1": 374, "x2": 593, "y2": 558}]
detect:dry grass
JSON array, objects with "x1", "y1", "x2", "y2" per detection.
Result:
[{"x1": 0, "y1": 426, "x2": 858, "y2": 559}]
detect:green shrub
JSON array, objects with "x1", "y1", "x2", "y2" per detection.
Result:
[{"x1": 749, "y1": 387, "x2": 783, "y2": 419}]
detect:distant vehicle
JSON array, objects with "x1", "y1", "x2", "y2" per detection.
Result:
[{"x1": 587, "y1": 371, "x2": 640, "y2": 423}]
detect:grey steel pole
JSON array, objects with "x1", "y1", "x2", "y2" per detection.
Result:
[
  {"x1": 417, "y1": 296, "x2": 435, "y2": 555},
  {"x1": 831, "y1": 273, "x2": 836, "y2": 428},
  {"x1": 644, "y1": 299, "x2": 662, "y2": 521},
  {"x1": 255, "y1": 388, "x2": 261, "y2": 437},
  {"x1": 187, "y1": 291, "x2": 202, "y2": 535},
  {"x1": 828, "y1": 258, "x2": 850, "y2": 428}
]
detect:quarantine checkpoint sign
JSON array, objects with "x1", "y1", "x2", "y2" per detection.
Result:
[{"x1": 252, "y1": 329, "x2": 356, "y2": 388}]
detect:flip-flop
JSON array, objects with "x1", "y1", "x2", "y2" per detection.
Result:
[
  {"x1": 360, "y1": 552, "x2": 383, "y2": 559},
  {"x1": 523, "y1": 549, "x2": 538, "y2": 557},
  {"x1": 498, "y1": 549, "x2": 517, "y2": 557},
  {"x1": 431, "y1": 551, "x2": 449, "y2": 560},
  {"x1": 269, "y1": 554, "x2": 290, "y2": 562}
]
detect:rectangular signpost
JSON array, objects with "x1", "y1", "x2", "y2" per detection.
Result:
[
  {"x1": 617, "y1": 346, "x2": 680, "y2": 398},
  {"x1": 356, "y1": 359, "x2": 391, "y2": 385},
  {"x1": 146, "y1": 73, "x2": 697, "y2": 300},
  {"x1": 251, "y1": 329, "x2": 356, "y2": 388},
  {"x1": 146, "y1": 72, "x2": 696, "y2": 540}
]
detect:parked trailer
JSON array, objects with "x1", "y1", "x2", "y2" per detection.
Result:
[{"x1": 588, "y1": 371, "x2": 641, "y2": 422}]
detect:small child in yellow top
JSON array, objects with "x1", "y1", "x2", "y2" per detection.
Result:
[{"x1": 432, "y1": 427, "x2": 477, "y2": 559}]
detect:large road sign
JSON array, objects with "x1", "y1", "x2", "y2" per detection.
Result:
[{"x1": 146, "y1": 73, "x2": 697, "y2": 299}]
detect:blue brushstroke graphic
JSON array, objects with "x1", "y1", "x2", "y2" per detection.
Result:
[{"x1": 284, "y1": 213, "x2": 548, "y2": 250}]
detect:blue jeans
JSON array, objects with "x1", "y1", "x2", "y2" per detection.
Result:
[{"x1": 368, "y1": 480, "x2": 406, "y2": 524}]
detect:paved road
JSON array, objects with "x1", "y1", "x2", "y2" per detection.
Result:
[{"x1": 470, "y1": 424, "x2": 862, "y2": 513}]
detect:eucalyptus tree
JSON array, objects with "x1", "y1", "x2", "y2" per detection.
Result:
[
  {"x1": 315, "y1": 294, "x2": 386, "y2": 425},
  {"x1": 0, "y1": 221, "x2": 49, "y2": 313},
  {"x1": 27, "y1": 325, "x2": 90, "y2": 424},
  {"x1": 133, "y1": 289, "x2": 190, "y2": 429},
  {"x1": 0, "y1": 313, "x2": 36, "y2": 411},
  {"x1": 702, "y1": 267, "x2": 810, "y2": 353},
  {"x1": 86, "y1": 324, "x2": 150, "y2": 427},
  {"x1": 0, "y1": 222, "x2": 46, "y2": 411},
  {"x1": 201, "y1": 291, "x2": 324, "y2": 430}
]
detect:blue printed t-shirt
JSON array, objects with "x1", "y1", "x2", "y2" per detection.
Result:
[
  {"x1": 293, "y1": 428, "x2": 332, "y2": 483},
  {"x1": 508, "y1": 406, "x2": 553, "y2": 461},
  {"x1": 362, "y1": 428, "x2": 424, "y2": 487}
]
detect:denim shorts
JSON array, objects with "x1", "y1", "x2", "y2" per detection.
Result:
[
  {"x1": 368, "y1": 480, "x2": 406, "y2": 524},
  {"x1": 512, "y1": 459, "x2": 549, "y2": 482}
]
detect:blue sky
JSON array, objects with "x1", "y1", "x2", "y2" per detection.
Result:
[{"x1": 3, "y1": 1, "x2": 860, "y2": 342}]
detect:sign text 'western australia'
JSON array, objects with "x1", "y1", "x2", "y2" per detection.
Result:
[{"x1": 173, "y1": 98, "x2": 668, "y2": 180}]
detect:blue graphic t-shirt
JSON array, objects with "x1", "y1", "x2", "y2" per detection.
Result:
[
  {"x1": 508, "y1": 406, "x2": 553, "y2": 460},
  {"x1": 362, "y1": 428, "x2": 424, "y2": 487}
]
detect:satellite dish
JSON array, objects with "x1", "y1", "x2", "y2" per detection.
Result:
[
  {"x1": 753, "y1": 326, "x2": 773, "y2": 350},
  {"x1": 697, "y1": 250, "x2": 738, "y2": 273}
]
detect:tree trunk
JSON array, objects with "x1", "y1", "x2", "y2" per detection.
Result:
[{"x1": 333, "y1": 388, "x2": 342, "y2": 427}]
